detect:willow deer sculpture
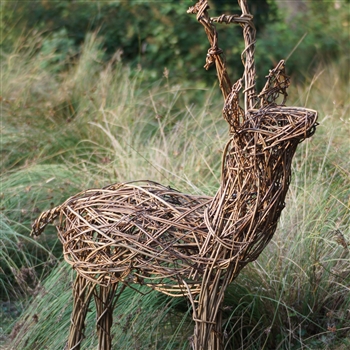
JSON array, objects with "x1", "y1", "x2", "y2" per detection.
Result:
[{"x1": 31, "y1": 1, "x2": 318, "y2": 349}]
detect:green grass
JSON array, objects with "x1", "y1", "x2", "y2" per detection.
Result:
[{"x1": 1, "y1": 33, "x2": 349, "y2": 349}]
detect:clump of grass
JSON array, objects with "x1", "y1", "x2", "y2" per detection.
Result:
[
  {"x1": 10, "y1": 263, "x2": 193, "y2": 350},
  {"x1": 0, "y1": 215, "x2": 52, "y2": 298},
  {"x1": 0, "y1": 213, "x2": 57, "y2": 343},
  {"x1": 1, "y1": 31, "x2": 223, "y2": 189}
]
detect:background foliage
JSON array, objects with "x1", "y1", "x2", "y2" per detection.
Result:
[{"x1": 2, "y1": 0, "x2": 348, "y2": 82}]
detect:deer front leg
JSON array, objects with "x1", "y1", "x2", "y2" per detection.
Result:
[
  {"x1": 192, "y1": 288, "x2": 224, "y2": 350},
  {"x1": 191, "y1": 266, "x2": 235, "y2": 350},
  {"x1": 66, "y1": 275, "x2": 95, "y2": 350}
]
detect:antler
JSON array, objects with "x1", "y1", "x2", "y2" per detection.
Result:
[
  {"x1": 238, "y1": 0, "x2": 257, "y2": 110},
  {"x1": 188, "y1": 0, "x2": 258, "y2": 133},
  {"x1": 211, "y1": 0, "x2": 257, "y2": 111},
  {"x1": 187, "y1": 0, "x2": 232, "y2": 99}
]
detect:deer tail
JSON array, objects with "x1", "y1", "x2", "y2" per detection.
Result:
[{"x1": 31, "y1": 205, "x2": 63, "y2": 237}]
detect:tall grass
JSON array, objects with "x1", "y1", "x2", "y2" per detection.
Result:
[{"x1": 1, "y1": 33, "x2": 349, "y2": 349}]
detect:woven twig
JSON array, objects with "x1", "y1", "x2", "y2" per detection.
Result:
[
  {"x1": 32, "y1": 105, "x2": 316, "y2": 293},
  {"x1": 31, "y1": 1, "x2": 317, "y2": 349},
  {"x1": 188, "y1": 0, "x2": 257, "y2": 110},
  {"x1": 33, "y1": 181, "x2": 212, "y2": 296}
]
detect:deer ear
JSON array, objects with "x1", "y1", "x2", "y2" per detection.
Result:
[{"x1": 257, "y1": 60, "x2": 290, "y2": 108}]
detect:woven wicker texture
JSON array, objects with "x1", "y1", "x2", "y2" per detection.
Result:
[
  {"x1": 31, "y1": 1, "x2": 317, "y2": 349},
  {"x1": 33, "y1": 181, "x2": 212, "y2": 295},
  {"x1": 31, "y1": 0, "x2": 317, "y2": 299}
]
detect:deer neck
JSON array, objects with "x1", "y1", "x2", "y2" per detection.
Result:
[{"x1": 205, "y1": 130, "x2": 298, "y2": 239}]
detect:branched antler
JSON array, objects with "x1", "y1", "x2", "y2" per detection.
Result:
[
  {"x1": 187, "y1": 1, "x2": 232, "y2": 99},
  {"x1": 188, "y1": 0, "x2": 258, "y2": 132}
]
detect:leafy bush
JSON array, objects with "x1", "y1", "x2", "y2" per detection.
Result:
[
  {"x1": 0, "y1": 0, "x2": 291, "y2": 82},
  {"x1": 256, "y1": 1, "x2": 349, "y2": 84},
  {"x1": 2, "y1": 0, "x2": 348, "y2": 84}
]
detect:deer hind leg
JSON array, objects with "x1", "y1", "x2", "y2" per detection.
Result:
[
  {"x1": 93, "y1": 282, "x2": 125, "y2": 350},
  {"x1": 67, "y1": 274, "x2": 95, "y2": 350}
]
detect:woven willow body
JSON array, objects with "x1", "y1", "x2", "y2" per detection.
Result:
[
  {"x1": 33, "y1": 181, "x2": 211, "y2": 295},
  {"x1": 31, "y1": 1, "x2": 317, "y2": 349},
  {"x1": 32, "y1": 104, "x2": 317, "y2": 298}
]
